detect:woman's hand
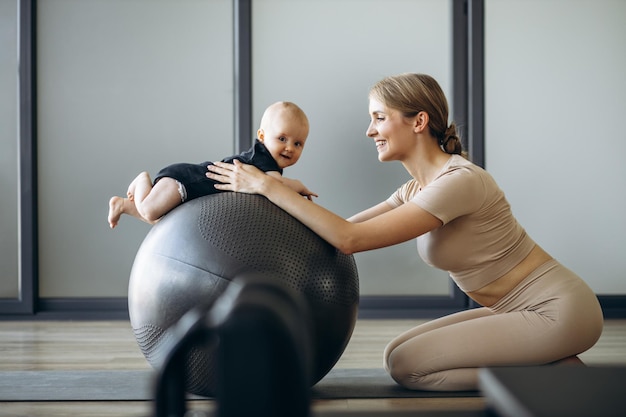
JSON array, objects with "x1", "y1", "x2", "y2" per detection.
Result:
[
  {"x1": 206, "y1": 160, "x2": 270, "y2": 194},
  {"x1": 279, "y1": 177, "x2": 318, "y2": 201}
]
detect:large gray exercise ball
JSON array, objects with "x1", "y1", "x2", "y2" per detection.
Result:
[{"x1": 128, "y1": 192, "x2": 359, "y2": 397}]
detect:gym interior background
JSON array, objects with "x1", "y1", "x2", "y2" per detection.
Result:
[{"x1": 1, "y1": 0, "x2": 625, "y2": 319}]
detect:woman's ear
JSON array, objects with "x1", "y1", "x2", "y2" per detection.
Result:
[
  {"x1": 413, "y1": 111, "x2": 429, "y2": 133},
  {"x1": 257, "y1": 128, "x2": 265, "y2": 141},
  {"x1": 414, "y1": 111, "x2": 429, "y2": 133}
]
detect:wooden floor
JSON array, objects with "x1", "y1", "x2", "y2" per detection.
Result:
[{"x1": 0, "y1": 318, "x2": 625, "y2": 416}]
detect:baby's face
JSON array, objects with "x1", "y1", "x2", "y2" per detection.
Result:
[{"x1": 260, "y1": 117, "x2": 309, "y2": 169}]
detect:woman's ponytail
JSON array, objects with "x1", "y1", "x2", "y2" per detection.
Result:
[{"x1": 440, "y1": 122, "x2": 464, "y2": 156}]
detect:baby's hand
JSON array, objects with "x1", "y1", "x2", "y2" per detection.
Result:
[{"x1": 280, "y1": 178, "x2": 318, "y2": 201}]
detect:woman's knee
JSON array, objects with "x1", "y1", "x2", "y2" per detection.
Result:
[
  {"x1": 385, "y1": 345, "x2": 429, "y2": 388},
  {"x1": 387, "y1": 361, "x2": 447, "y2": 391},
  {"x1": 387, "y1": 358, "x2": 478, "y2": 391},
  {"x1": 386, "y1": 349, "x2": 414, "y2": 387},
  {"x1": 382, "y1": 340, "x2": 398, "y2": 372}
]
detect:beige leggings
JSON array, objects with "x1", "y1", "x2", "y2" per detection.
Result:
[{"x1": 383, "y1": 260, "x2": 604, "y2": 391}]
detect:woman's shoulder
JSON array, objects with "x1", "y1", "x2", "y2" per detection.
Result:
[
  {"x1": 388, "y1": 156, "x2": 493, "y2": 207},
  {"x1": 439, "y1": 155, "x2": 493, "y2": 185},
  {"x1": 446, "y1": 154, "x2": 480, "y2": 171},
  {"x1": 414, "y1": 156, "x2": 499, "y2": 223}
]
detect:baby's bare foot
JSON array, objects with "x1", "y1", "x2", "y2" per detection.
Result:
[{"x1": 108, "y1": 196, "x2": 125, "y2": 229}]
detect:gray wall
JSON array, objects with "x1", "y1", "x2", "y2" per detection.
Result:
[
  {"x1": 251, "y1": 0, "x2": 453, "y2": 296},
  {"x1": 34, "y1": 0, "x2": 453, "y2": 299},
  {"x1": 0, "y1": 0, "x2": 19, "y2": 298},
  {"x1": 485, "y1": 0, "x2": 626, "y2": 293},
  {"x1": 37, "y1": 0, "x2": 233, "y2": 297},
  {"x1": 2, "y1": 0, "x2": 624, "y2": 301}
]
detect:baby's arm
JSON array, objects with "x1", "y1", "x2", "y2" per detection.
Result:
[{"x1": 266, "y1": 172, "x2": 318, "y2": 200}]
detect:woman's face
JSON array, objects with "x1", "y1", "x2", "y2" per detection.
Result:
[{"x1": 366, "y1": 98, "x2": 416, "y2": 162}]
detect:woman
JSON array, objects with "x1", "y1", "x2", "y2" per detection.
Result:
[{"x1": 206, "y1": 73, "x2": 604, "y2": 391}]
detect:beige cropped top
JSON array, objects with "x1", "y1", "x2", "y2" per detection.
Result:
[{"x1": 386, "y1": 155, "x2": 536, "y2": 292}]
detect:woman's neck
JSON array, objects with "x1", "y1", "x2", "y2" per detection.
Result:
[{"x1": 403, "y1": 146, "x2": 452, "y2": 189}]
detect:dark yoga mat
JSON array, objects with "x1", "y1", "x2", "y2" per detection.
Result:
[{"x1": 0, "y1": 368, "x2": 479, "y2": 401}]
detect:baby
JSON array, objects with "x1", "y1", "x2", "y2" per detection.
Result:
[{"x1": 108, "y1": 101, "x2": 316, "y2": 228}]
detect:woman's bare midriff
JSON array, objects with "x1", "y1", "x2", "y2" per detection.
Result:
[{"x1": 466, "y1": 245, "x2": 553, "y2": 307}]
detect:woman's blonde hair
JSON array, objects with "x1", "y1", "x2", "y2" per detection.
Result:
[{"x1": 369, "y1": 73, "x2": 464, "y2": 156}]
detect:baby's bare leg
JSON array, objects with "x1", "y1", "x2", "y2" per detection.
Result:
[
  {"x1": 108, "y1": 172, "x2": 156, "y2": 229},
  {"x1": 127, "y1": 172, "x2": 153, "y2": 203},
  {"x1": 134, "y1": 177, "x2": 184, "y2": 222}
]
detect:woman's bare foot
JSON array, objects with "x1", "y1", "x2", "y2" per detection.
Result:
[{"x1": 108, "y1": 196, "x2": 126, "y2": 229}]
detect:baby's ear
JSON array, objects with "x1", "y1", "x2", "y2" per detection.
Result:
[{"x1": 257, "y1": 129, "x2": 265, "y2": 141}]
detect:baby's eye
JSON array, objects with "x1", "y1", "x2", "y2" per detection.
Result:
[{"x1": 279, "y1": 136, "x2": 287, "y2": 142}]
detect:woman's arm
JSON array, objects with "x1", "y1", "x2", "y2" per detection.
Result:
[
  {"x1": 265, "y1": 171, "x2": 318, "y2": 200},
  {"x1": 207, "y1": 160, "x2": 442, "y2": 254},
  {"x1": 280, "y1": 177, "x2": 319, "y2": 201},
  {"x1": 347, "y1": 201, "x2": 394, "y2": 223}
]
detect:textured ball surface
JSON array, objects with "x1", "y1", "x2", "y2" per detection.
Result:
[{"x1": 128, "y1": 193, "x2": 359, "y2": 397}]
